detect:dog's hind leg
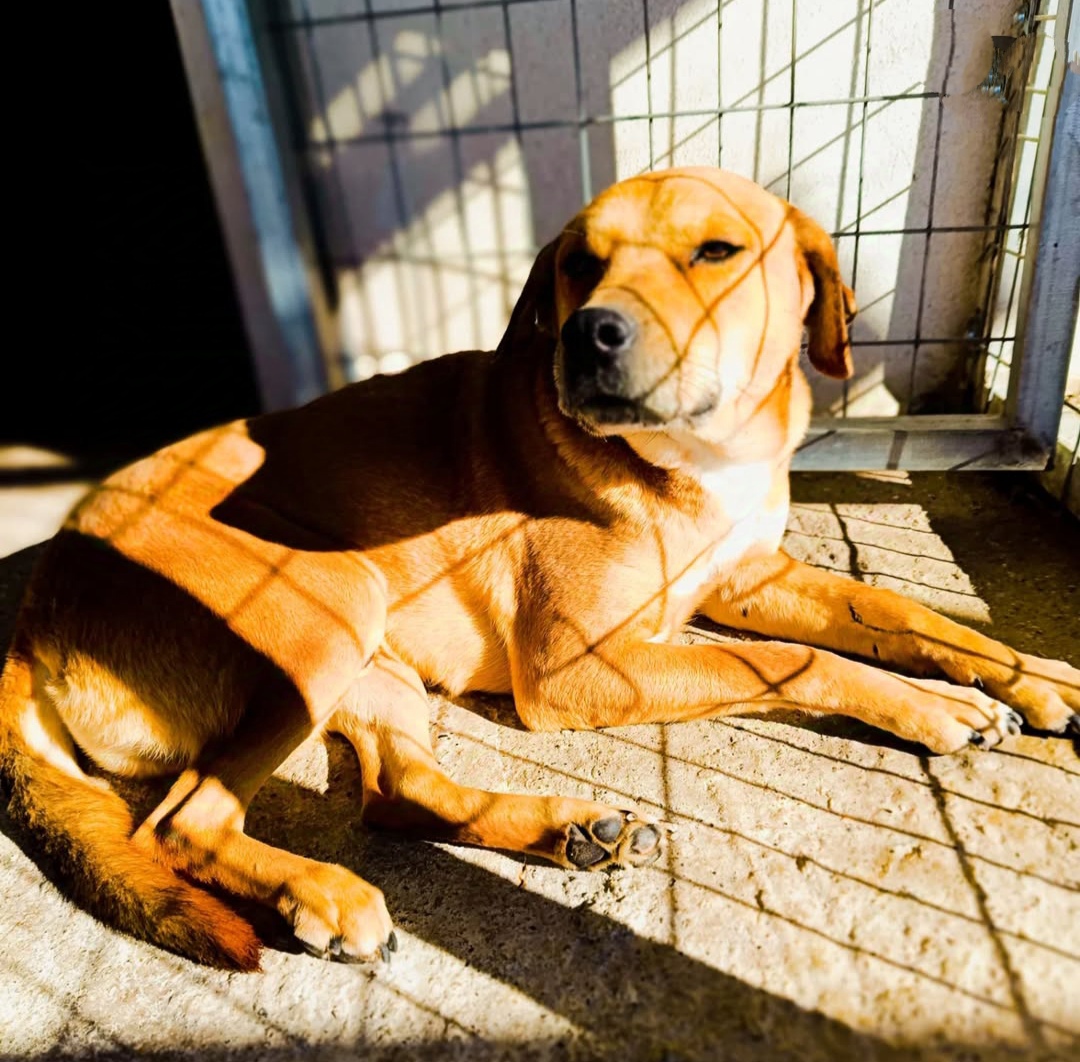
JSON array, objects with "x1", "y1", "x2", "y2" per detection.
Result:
[
  {"x1": 132, "y1": 679, "x2": 396, "y2": 963},
  {"x1": 329, "y1": 651, "x2": 662, "y2": 870}
]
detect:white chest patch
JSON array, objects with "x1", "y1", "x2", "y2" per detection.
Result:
[
  {"x1": 669, "y1": 462, "x2": 788, "y2": 600},
  {"x1": 627, "y1": 433, "x2": 789, "y2": 611},
  {"x1": 698, "y1": 458, "x2": 774, "y2": 521}
]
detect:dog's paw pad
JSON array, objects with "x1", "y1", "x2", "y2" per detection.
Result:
[
  {"x1": 592, "y1": 816, "x2": 625, "y2": 843},
  {"x1": 566, "y1": 824, "x2": 608, "y2": 868},
  {"x1": 563, "y1": 811, "x2": 662, "y2": 870},
  {"x1": 630, "y1": 824, "x2": 660, "y2": 854}
]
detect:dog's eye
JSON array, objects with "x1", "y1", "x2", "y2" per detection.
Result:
[
  {"x1": 562, "y1": 250, "x2": 602, "y2": 280},
  {"x1": 692, "y1": 240, "x2": 742, "y2": 264}
]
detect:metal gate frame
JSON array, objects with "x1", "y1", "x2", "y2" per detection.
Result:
[{"x1": 171, "y1": 0, "x2": 1079, "y2": 472}]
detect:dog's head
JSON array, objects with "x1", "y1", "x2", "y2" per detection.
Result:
[{"x1": 504, "y1": 167, "x2": 855, "y2": 442}]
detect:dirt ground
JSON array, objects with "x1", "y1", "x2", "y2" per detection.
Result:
[{"x1": 0, "y1": 468, "x2": 1077, "y2": 1062}]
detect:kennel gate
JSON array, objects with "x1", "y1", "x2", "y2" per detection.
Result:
[{"x1": 171, "y1": 0, "x2": 1078, "y2": 477}]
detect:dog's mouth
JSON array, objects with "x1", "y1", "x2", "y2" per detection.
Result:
[
  {"x1": 555, "y1": 343, "x2": 721, "y2": 432},
  {"x1": 565, "y1": 388, "x2": 720, "y2": 433},
  {"x1": 574, "y1": 392, "x2": 668, "y2": 427}
]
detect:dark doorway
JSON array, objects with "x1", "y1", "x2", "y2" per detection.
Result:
[{"x1": 6, "y1": 2, "x2": 259, "y2": 475}]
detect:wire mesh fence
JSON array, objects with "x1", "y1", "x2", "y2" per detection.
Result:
[{"x1": 216, "y1": 0, "x2": 1073, "y2": 478}]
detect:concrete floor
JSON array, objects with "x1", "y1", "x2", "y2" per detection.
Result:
[{"x1": 0, "y1": 467, "x2": 1077, "y2": 1062}]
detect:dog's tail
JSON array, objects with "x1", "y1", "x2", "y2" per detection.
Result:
[{"x1": 0, "y1": 643, "x2": 262, "y2": 970}]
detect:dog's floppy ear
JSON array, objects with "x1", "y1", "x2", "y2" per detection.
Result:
[
  {"x1": 790, "y1": 207, "x2": 856, "y2": 380},
  {"x1": 497, "y1": 237, "x2": 560, "y2": 354}
]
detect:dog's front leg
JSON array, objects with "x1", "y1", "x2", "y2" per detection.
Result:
[
  {"x1": 513, "y1": 634, "x2": 1022, "y2": 753},
  {"x1": 329, "y1": 651, "x2": 662, "y2": 870},
  {"x1": 699, "y1": 551, "x2": 1079, "y2": 735}
]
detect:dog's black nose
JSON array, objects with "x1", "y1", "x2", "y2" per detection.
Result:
[
  {"x1": 559, "y1": 307, "x2": 645, "y2": 422},
  {"x1": 561, "y1": 308, "x2": 636, "y2": 364}
]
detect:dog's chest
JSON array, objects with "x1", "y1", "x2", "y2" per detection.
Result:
[{"x1": 656, "y1": 459, "x2": 788, "y2": 628}]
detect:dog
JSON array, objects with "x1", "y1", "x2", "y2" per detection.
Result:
[{"x1": 2, "y1": 167, "x2": 1077, "y2": 971}]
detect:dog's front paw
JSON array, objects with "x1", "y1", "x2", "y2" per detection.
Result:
[
  {"x1": 279, "y1": 864, "x2": 396, "y2": 963},
  {"x1": 559, "y1": 810, "x2": 662, "y2": 870},
  {"x1": 987, "y1": 653, "x2": 1080, "y2": 734},
  {"x1": 886, "y1": 676, "x2": 1020, "y2": 754}
]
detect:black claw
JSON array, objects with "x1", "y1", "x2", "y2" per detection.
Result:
[
  {"x1": 592, "y1": 815, "x2": 625, "y2": 843},
  {"x1": 378, "y1": 943, "x2": 391, "y2": 963},
  {"x1": 566, "y1": 823, "x2": 607, "y2": 868},
  {"x1": 387, "y1": 930, "x2": 399, "y2": 953},
  {"x1": 969, "y1": 731, "x2": 987, "y2": 748},
  {"x1": 328, "y1": 935, "x2": 343, "y2": 957},
  {"x1": 630, "y1": 824, "x2": 661, "y2": 855},
  {"x1": 972, "y1": 676, "x2": 984, "y2": 691},
  {"x1": 1068, "y1": 713, "x2": 1080, "y2": 736},
  {"x1": 1006, "y1": 710, "x2": 1023, "y2": 735}
]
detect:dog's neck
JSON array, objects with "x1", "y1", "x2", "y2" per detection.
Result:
[
  {"x1": 622, "y1": 429, "x2": 777, "y2": 506},
  {"x1": 616, "y1": 429, "x2": 788, "y2": 565},
  {"x1": 623, "y1": 430, "x2": 746, "y2": 474}
]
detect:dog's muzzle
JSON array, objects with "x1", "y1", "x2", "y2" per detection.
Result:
[{"x1": 558, "y1": 308, "x2": 664, "y2": 426}]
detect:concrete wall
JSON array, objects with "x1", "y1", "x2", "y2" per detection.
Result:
[
  {"x1": 1038, "y1": 293, "x2": 1080, "y2": 514},
  {"x1": 277, "y1": 0, "x2": 1049, "y2": 415},
  {"x1": 1038, "y1": 9, "x2": 1079, "y2": 515}
]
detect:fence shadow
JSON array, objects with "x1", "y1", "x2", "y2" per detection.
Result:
[
  {"x1": 2, "y1": 522, "x2": 1076, "y2": 1060},
  {"x1": 0, "y1": 723, "x2": 1049, "y2": 1062}
]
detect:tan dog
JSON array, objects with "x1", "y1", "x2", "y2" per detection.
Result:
[{"x1": 2, "y1": 167, "x2": 1077, "y2": 970}]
